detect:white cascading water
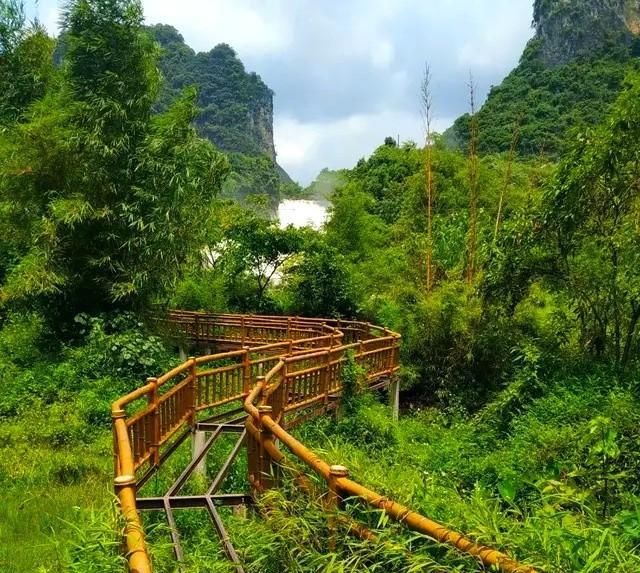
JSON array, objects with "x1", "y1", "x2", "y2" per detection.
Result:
[{"x1": 277, "y1": 199, "x2": 328, "y2": 230}]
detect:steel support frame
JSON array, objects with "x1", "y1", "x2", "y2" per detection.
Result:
[{"x1": 136, "y1": 423, "x2": 248, "y2": 572}]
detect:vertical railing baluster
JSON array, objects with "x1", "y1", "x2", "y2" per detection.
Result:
[
  {"x1": 243, "y1": 348, "x2": 251, "y2": 394},
  {"x1": 147, "y1": 378, "x2": 160, "y2": 467},
  {"x1": 188, "y1": 357, "x2": 196, "y2": 428}
]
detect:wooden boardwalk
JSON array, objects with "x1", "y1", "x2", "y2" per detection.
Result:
[{"x1": 111, "y1": 312, "x2": 535, "y2": 573}]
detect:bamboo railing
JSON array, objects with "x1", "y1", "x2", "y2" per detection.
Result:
[{"x1": 112, "y1": 312, "x2": 535, "y2": 573}]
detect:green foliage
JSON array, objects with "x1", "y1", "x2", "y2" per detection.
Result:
[
  {"x1": 0, "y1": 0, "x2": 229, "y2": 321},
  {"x1": 582, "y1": 416, "x2": 623, "y2": 518},
  {"x1": 149, "y1": 26, "x2": 279, "y2": 157},
  {"x1": 171, "y1": 269, "x2": 229, "y2": 312},
  {"x1": 223, "y1": 151, "x2": 282, "y2": 206},
  {"x1": 63, "y1": 505, "x2": 127, "y2": 573},
  {"x1": 0, "y1": 304, "x2": 175, "y2": 571},
  {"x1": 72, "y1": 312, "x2": 171, "y2": 380},
  {"x1": 322, "y1": 137, "x2": 549, "y2": 409},
  {"x1": 295, "y1": 365, "x2": 640, "y2": 572},
  {"x1": 338, "y1": 350, "x2": 363, "y2": 416},
  {"x1": 447, "y1": 38, "x2": 639, "y2": 156},
  {"x1": 0, "y1": 311, "x2": 171, "y2": 423},
  {"x1": 335, "y1": 396, "x2": 398, "y2": 450},
  {"x1": 213, "y1": 206, "x2": 307, "y2": 312},
  {"x1": 281, "y1": 241, "x2": 356, "y2": 318},
  {"x1": 545, "y1": 72, "x2": 640, "y2": 367},
  {"x1": 0, "y1": 310, "x2": 47, "y2": 364},
  {"x1": 4, "y1": 0, "x2": 640, "y2": 571},
  {"x1": 0, "y1": 1, "x2": 55, "y2": 124},
  {"x1": 63, "y1": 0, "x2": 160, "y2": 121},
  {"x1": 303, "y1": 168, "x2": 347, "y2": 202},
  {"x1": 147, "y1": 23, "x2": 292, "y2": 202}
]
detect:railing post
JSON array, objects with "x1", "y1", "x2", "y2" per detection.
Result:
[
  {"x1": 383, "y1": 328, "x2": 392, "y2": 373},
  {"x1": 112, "y1": 408, "x2": 126, "y2": 477},
  {"x1": 390, "y1": 376, "x2": 400, "y2": 422},
  {"x1": 328, "y1": 465, "x2": 349, "y2": 551},
  {"x1": 280, "y1": 360, "x2": 288, "y2": 430},
  {"x1": 321, "y1": 350, "x2": 330, "y2": 410},
  {"x1": 188, "y1": 357, "x2": 197, "y2": 427},
  {"x1": 271, "y1": 369, "x2": 284, "y2": 423},
  {"x1": 241, "y1": 316, "x2": 246, "y2": 346},
  {"x1": 246, "y1": 375, "x2": 266, "y2": 494},
  {"x1": 242, "y1": 347, "x2": 251, "y2": 394},
  {"x1": 147, "y1": 378, "x2": 160, "y2": 467},
  {"x1": 188, "y1": 356, "x2": 208, "y2": 476},
  {"x1": 192, "y1": 429, "x2": 207, "y2": 478},
  {"x1": 258, "y1": 404, "x2": 275, "y2": 490}
]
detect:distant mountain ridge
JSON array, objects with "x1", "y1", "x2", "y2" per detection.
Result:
[
  {"x1": 149, "y1": 24, "x2": 292, "y2": 184},
  {"x1": 446, "y1": 0, "x2": 640, "y2": 156}
]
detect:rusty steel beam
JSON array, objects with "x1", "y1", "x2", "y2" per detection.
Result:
[
  {"x1": 167, "y1": 426, "x2": 224, "y2": 497},
  {"x1": 204, "y1": 497, "x2": 245, "y2": 573},
  {"x1": 136, "y1": 427, "x2": 191, "y2": 489},
  {"x1": 197, "y1": 422, "x2": 245, "y2": 433},
  {"x1": 198, "y1": 406, "x2": 246, "y2": 424},
  {"x1": 137, "y1": 494, "x2": 252, "y2": 510},
  {"x1": 208, "y1": 430, "x2": 247, "y2": 495},
  {"x1": 163, "y1": 497, "x2": 184, "y2": 563}
]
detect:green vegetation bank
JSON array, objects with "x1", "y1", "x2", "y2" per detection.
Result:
[{"x1": 1, "y1": 0, "x2": 640, "y2": 572}]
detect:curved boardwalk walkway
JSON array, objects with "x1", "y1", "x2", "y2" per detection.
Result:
[{"x1": 112, "y1": 312, "x2": 535, "y2": 573}]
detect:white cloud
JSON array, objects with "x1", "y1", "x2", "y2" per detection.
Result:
[
  {"x1": 25, "y1": 0, "x2": 534, "y2": 185},
  {"x1": 275, "y1": 111, "x2": 454, "y2": 185},
  {"x1": 455, "y1": 3, "x2": 533, "y2": 70},
  {"x1": 371, "y1": 40, "x2": 395, "y2": 69},
  {"x1": 143, "y1": 0, "x2": 293, "y2": 56}
]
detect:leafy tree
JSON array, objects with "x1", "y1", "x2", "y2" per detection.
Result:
[
  {"x1": 545, "y1": 72, "x2": 640, "y2": 367},
  {"x1": 216, "y1": 209, "x2": 306, "y2": 311},
  {"x1": 0, "y1": 0, "x2": 228, "y2": 321},
  {"x1": 283, "y1": 242, "x2": 356, "y2": 318},
  {"x1": 302, "y1": 168, "x2": 346, "y2": 202},
  {"x1": 0, "y1": 1, "x2": 55, "y2": 124}
]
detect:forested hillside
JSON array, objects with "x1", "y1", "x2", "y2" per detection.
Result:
[
  {"x1": 148, "y1": 24, "x2": 294, "y2": 204},
  {"x1": 2, "y1": 0, "x2": 640, "y2": 572},
  {"x1": 447, "y1": 0, "x2": 640, "y2": 155}
]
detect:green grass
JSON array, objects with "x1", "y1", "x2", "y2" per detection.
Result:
[
  {"x1": 0, "y1": 436, "x2": 113, "y2": 573},
  {"x1": 1, "y1": 316, "x2": 639, "y2": 573}
]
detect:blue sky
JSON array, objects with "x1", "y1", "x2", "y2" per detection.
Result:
[{"x1": 26, "y1": 0, "x2": 535, "y2": 184}]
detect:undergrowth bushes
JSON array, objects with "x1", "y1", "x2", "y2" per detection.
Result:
[
  {"x1": 296, "y1": 364, "x2": 640, "y2": 572},
  {"x1": 0, "y1": 311, "x2": 176, "y2": 572},
  {"x1": 0, "y1": 312, "x2": 172, "y2": 425}
]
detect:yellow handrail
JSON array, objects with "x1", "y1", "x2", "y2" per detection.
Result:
[{"x1": 112, "y1": 311, "x2": 534, "y2": 573}]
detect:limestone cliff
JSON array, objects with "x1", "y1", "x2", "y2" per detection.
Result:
[
  {"x1": 149, "y1": 25, "x2": 286, "y2": 175},
  {"x1": 533, "y1": 0, "x2": 640, "y2": 66},
  {"x1": 446, "y1": 0, "x2": 640, "y2": 156}
]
